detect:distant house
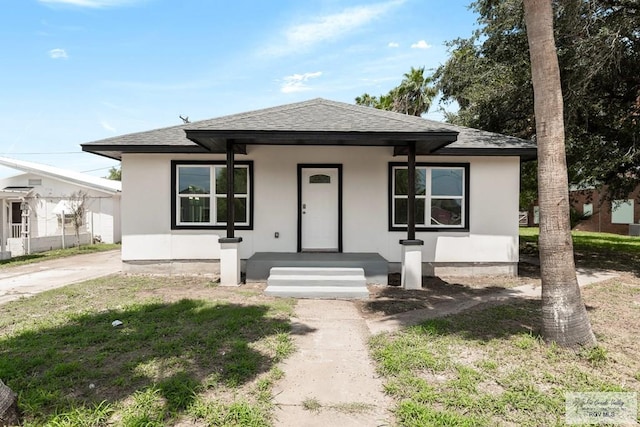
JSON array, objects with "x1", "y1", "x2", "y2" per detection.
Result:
[
  {"x1": 527, "y1": 185, "x2": 640, "y2": 235},
  {"x1": 570, "y1": 185, "x2": 640, "y2": 235},
  {"x1": 0, "y1": 157, "x2": 121, "y2": 259}
]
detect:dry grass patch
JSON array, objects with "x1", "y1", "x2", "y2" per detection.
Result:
[{"x1": 370, "y1": 274, "x2": 640, "y2": 426}]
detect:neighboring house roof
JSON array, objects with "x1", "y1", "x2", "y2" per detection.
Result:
[
  {"x1": 0, "y1": 157, "x2": 121, "y2": 194},
  {"x1": 81, "y1": 98, "x2": 536, "y2": 160},
  {"x1": 0, "y1": 188, "x2": 32, "y2": 198}
]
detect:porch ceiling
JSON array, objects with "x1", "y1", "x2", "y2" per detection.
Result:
[{"x1": 184, "y1": 130, "x2": 458, "y2": 155}]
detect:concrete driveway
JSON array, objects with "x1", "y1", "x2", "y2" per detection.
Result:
[{"x1": 0, "y1": 250, "x2": 121, "y2": 305}]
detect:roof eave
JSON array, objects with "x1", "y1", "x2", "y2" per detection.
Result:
[
  {"x1": 81, "y1": 144, "x2": 210, "y2": 160},
  {"x1": 434, "y1": 147, "x2": 538, "y2": 161}
]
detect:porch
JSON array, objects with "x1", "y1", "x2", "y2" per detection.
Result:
[{"x1": 246, "y1": 252, "x2": 389, "y2": 285}]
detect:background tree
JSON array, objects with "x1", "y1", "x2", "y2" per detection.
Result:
[
  {"x1": 67, "y1": 191, "x2": 89, "y2": 247},
  {"x1": 356, "y1": 66, "x2": 437, "y2": 117},
  {"x1": 524, "y1": 0, "x2": 596, "y2": 347},
  {"x1": 436, "y1": 0, "x2": 640, "y2": 205},
  {"x1": 107, "y1": 166, "x2": 121, "y2": 181}
]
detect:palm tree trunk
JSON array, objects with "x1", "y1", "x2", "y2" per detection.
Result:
[
  {"x1": 523, "y1": 0, "x2": 596, "y2": 347},
  {"x1": 0, "y1": 380, "x2": 19, "y2": 426}
]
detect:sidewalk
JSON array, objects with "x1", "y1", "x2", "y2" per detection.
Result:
[
  {"x1": 0, "y1": 250, "x2": 122, "y2": 305},
  {"x1": 272, "y1": 299, "x2": 393, "y2": 427}
]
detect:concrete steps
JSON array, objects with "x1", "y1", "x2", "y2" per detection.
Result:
[
  {"x1": 265, "y1": 267, "x2": 369, "y2": 299},
  {"x1": 246, "y1": 252, "x2": 388, "y2": 285}
]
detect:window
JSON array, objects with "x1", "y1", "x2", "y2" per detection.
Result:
[
  {"x1": 172, "y1": 161, "x2": 253, "y2": 229},
  {"x1": 611, "y1": 199, "x2": 634, "y2": 224},
  {"x1": 389, "y1": 163, "x2": 469, "y2": 231}
]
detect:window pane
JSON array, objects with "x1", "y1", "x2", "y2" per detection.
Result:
[
  {"x1": 611, "y1": 199, "x2": 634, "y2": 224},
  {"x1": 432, "y1": 168, "x2": 463, "y2": 196},
  {"x1": 309, "y1": 174, "x2": 330, "y2": 184},
  {"x1": 395, "y1": 168, "x2": 426, "y2": 196},
  {"x1": 416, "y1": 199, "x2": 426, "y2": 225},
  {"x1": 180, "y1": 197, "x2": 210, "y2": 222},
  {"x1": 394, "y1": 198, "x2": 407, "y2": 225},
  {"x1": 216, "y1": 197, "x2": 247, "y2": 223},
  {"x1": 394, "y1": 169, "x2": 408, "y2": 195},
  {"x1": 178, "y1": 167, "x2": 210, "y2": 194},
  {"x1": 416, "y1": 168, "x2": 426, "y2": 196},
  {"x1": 215, "y1": 167, "x2": 248, "y2": 195},
  {"x1": 394, "y1": 198, "x2": 425, "y2": 225},
  {"x1": 431, "y1": 199, "x2": 462, "y2": 226}
]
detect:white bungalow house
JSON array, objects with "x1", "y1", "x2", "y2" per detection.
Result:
[
  {"x1": 0, "y1": 157, "x2": 121, "y2": 258},
  {"x1": 81, "y1": 98, "x2": 535, "y2": 290}
]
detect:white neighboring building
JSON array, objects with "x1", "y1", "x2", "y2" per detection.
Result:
[{"x1": 0, "y1": 157, "x2": 121, "y2": 258}]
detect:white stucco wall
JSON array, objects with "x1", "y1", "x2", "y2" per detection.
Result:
[
  {"x1": 120, "y1": 147, "x2": 520, "y2": 265},
  {"x1": 0, "y1": 173, "x2": 121, "y2": 244}
]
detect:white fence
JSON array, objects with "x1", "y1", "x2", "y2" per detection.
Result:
[{"x1": 7, "y1": 232, "x2": 92, "y2": 257}]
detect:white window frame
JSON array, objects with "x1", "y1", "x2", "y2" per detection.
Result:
[{"x1": 390, "y1": 163, "x2": 468, "y2": 231}]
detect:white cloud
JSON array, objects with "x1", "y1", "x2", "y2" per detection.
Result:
[
  {"x1": 101, "y1": 120, "x2": 116, "y2": 133},
  {"x1": 264, "y1": 0, "x2": 405, "y2": 56},
  {"x1": 48, "y1": 48, "x2": 68, "y2": 59},
  {"x1": 39, "y1": 0, "x2": 141, "y2": 8},
  {"x1": 410, "y1": 40, "x2": 432, "y2": 49},
  {"x1": 280, "y1": 71, "x2": 322, "y2": 94},
  {"x1": 388, "y1": 42, "x2": 399, "y2": 48}
]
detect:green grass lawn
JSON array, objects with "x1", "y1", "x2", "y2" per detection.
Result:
[
  {"x1": 520, "y1": 227, "x2": 640, "y2": 253},
  {"x1": 520, "y1": 227, "x2": 640, "y2": 272},
  {"x1": 0, "y1": 243, "x2": 121, "y2": 269},
  {"x1": 0, "y1": 275, "x2": 295, "y2": 426}
]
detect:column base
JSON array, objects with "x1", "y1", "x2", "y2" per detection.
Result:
[
  {"x1": 400, "y1": 239, "x2": 423, "y2": 290},
  {"x1": 219, "y1": 238, "x2": 242, "y2": 286}
]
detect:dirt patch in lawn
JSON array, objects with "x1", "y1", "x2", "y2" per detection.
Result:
[
  {"x1": 133, "y1": 275, "x2": 270, "y2": 305},
  {"x1": 357, "y1": 262, "x2": 541, "y2": 318}
]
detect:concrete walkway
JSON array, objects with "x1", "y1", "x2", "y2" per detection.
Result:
[
  {"x1": 272, "y1": 299, "x2": 393, "y2": 427},
  {"x1": 0, "y1": 250, "x2": 121, "y2": 305}
]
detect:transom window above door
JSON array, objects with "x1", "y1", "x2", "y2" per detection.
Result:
[
  {"x1": 171, "y1": 161, "x2": 253, "y2": 230},
  {"x1": 389, "y1": 162, "x2": 469, "y2": 231}
]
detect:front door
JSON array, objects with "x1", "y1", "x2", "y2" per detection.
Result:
[{"x1": 299, "y1": 166, "x2": 341, "y2": 251}]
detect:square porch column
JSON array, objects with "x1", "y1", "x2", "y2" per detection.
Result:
[
  {"x1": 219, "y1": 237, "x2": 242, "y2": 286},
  {"x1": 400, "y1": 239, "x2": 423, "y2": 290}
]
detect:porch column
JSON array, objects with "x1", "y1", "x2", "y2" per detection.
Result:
[
  {"x1": 0, "y1": 199, "x2": 8, "y2": 260},
  {"x1": 226, "y1": 139, "x2": 236, "y2": 239},
  {"x1": 400, "y1": 141, "x2": 423, "y2": 290},
  {"x1": 219, "y1": 139, "x2": 242, "y2": 285}
]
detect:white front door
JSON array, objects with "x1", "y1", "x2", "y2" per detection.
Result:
[{"x1": 301, "y1": 167, "x2": 339, "y2": 251}]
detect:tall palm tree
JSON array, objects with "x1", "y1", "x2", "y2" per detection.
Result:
[
  {"x1": 393, "y1": 66, "x2": 437, "y2": 116},
  {"x1": 355, "y1": 66, "x2": 437, "y2": 117},
  {"x1": 523, "y1": 0, "x2": 596, "y2": 347}
]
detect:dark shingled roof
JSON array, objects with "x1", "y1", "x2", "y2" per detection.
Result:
[{"x1": 81, "y1": 98, "x2": 536, "y2": 160}]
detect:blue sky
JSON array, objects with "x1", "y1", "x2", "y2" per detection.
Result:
[{"x1": 0, "y1": 0, "x2": 478, "y2": 178}]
